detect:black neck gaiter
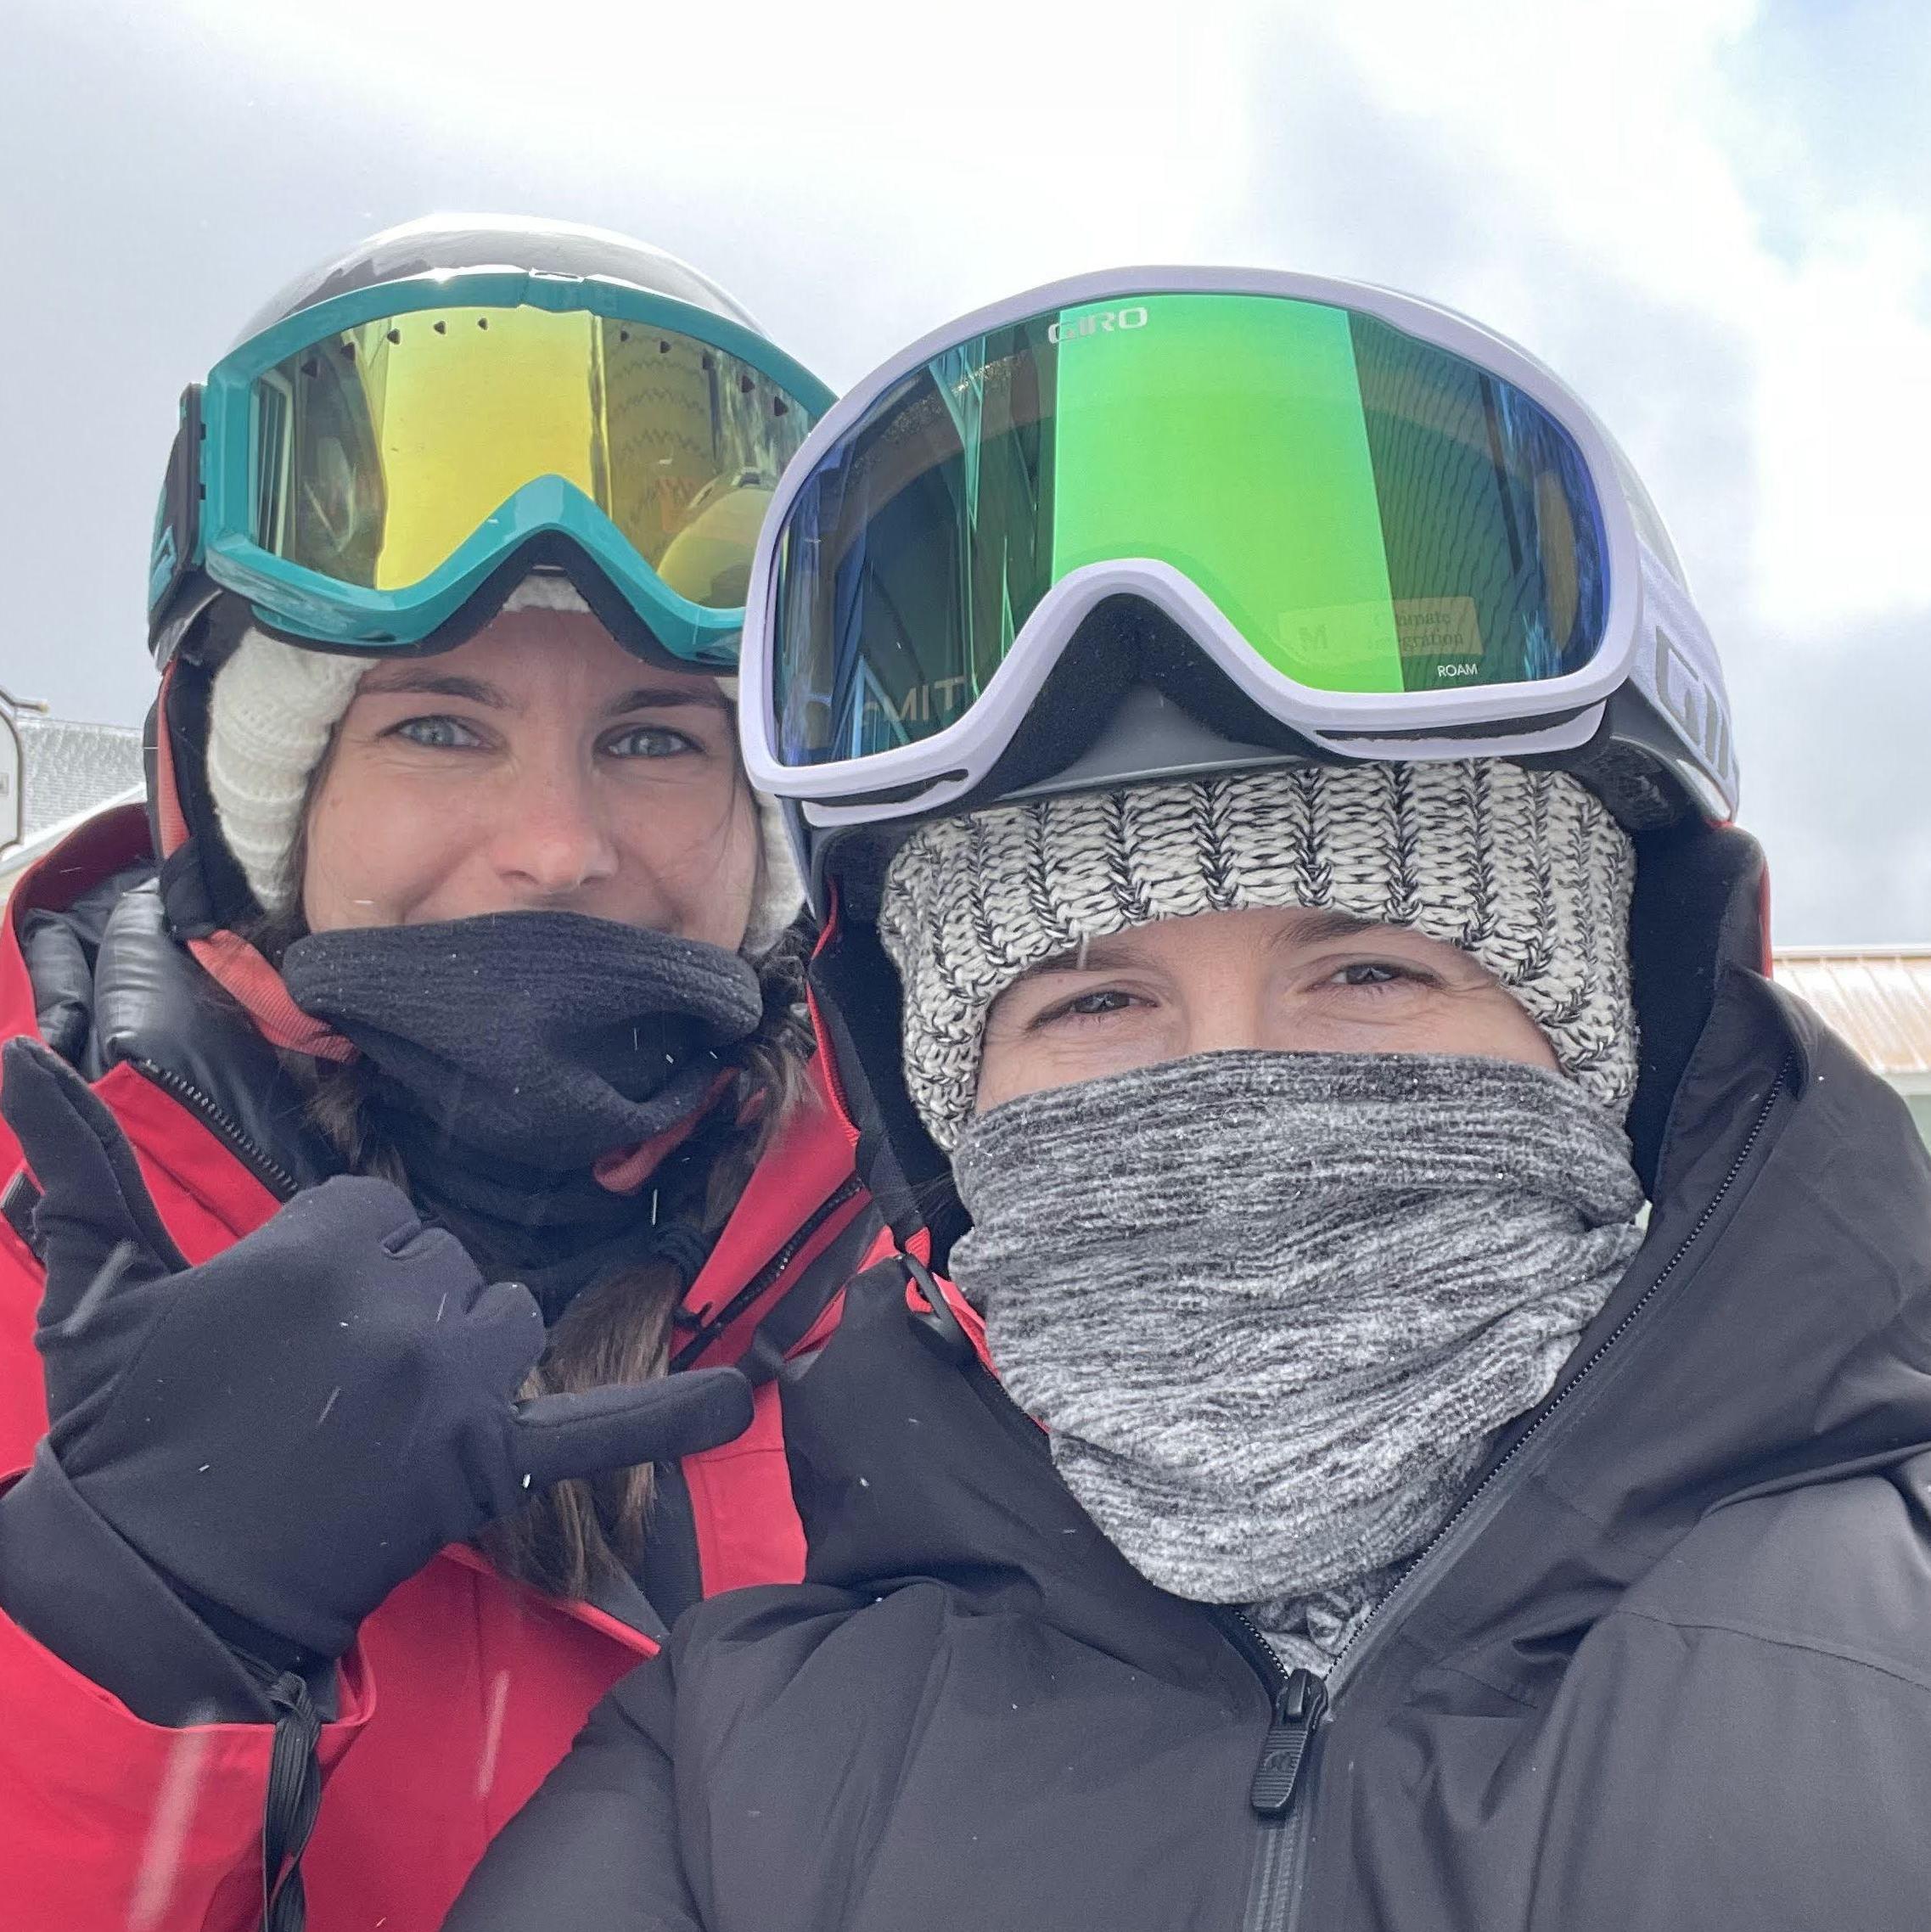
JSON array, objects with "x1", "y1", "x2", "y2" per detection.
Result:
[{"x1": 281, "y1": 911, "x2": 766, "y2": 1313}]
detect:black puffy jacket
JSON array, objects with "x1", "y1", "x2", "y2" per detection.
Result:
[{"x1": 446, "y1": 825, "x2": 1931, "y2": 1932}]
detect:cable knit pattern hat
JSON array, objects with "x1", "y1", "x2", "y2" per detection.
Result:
[
  {"x1": 878, "y1": 761, "x2": 1638, "y2": 1150},
  {"x1": 204, "y1": 576, "x2": 804, "y2": 952}
]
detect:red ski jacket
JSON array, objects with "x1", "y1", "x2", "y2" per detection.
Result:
[{"x1": 0, "y1": 806, "x2": 878, "y2": 1932}]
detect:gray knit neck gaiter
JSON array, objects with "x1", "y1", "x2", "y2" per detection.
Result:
[{"x1": 947, "y1": 1050, "x2": 1648, "y2": 1673}]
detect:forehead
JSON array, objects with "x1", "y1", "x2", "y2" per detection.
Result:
[{"x1": 354, "y1": 610, "x2": 726, "y2": 706}]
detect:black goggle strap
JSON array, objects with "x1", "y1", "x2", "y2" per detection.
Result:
[{"x1": 149, "y1": 383, "x2": 205, "y2": 631}]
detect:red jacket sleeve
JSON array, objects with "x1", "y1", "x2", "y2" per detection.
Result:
[
  {"x1": 0, "y1": 1573, "x2": 374, "y2": 1932},
  {"x1": 0, "y1": 1109, "x2": 377, "y2": 1931}
]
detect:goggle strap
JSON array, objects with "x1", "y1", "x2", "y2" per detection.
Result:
[{"x1": 149, "y1": 384, "x2": 204, "y2": 625}]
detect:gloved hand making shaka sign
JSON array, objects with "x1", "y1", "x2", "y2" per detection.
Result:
[{"x1": 0, "y1": 1035, "x2": 755, "y2": 1671}]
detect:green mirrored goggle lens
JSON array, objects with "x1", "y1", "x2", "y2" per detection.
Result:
[
  {"x1": 772, "y1": 293, "x2": 1607, "y2": 767},
  {"x1": 250, "y1": 304, "x2": 816, "y2": 609}
]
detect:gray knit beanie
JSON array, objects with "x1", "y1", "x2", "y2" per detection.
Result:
[
  {"x1": 203, "y1": 576, "x2": 804, "y2": 954},
  {"x1": 878, "y1": 761, "x2": 1638, "y2": 1150}
]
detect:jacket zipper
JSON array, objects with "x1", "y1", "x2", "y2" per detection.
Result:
[
  {"x1": 1213, "y1": 1607, "x2": 1326, "y2": 1932},
  {"x1": 131, "y1": 1057, "x2": 301, "y2": 1200},
  {"x1": 1221, "y1": 1054, "x2": 1793, "y2": 1932},
  {"x1": 803, "y1": 976, "x2": 863, "y2": 1154},
  {"x1": 670, "y1": 1172, "x2": 863, "y2": 1370}
]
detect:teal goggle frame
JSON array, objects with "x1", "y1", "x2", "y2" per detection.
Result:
[{"x1": 149, "y1": 268, "x2": 836, "y2": 666}]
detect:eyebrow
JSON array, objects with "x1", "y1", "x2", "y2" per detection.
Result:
[
  {"x1": 354, "y1": 670, "x2": 730, "y2": 718},
  {"x1": 608, "y1": 686, "x2": 732, "y2": 717},
  {"x1": 356, "y1": 669, "x2": 508, "y2": 707},
  {"x1": 1271, "y1": 909, "x2": 1383, "y2": 948}
]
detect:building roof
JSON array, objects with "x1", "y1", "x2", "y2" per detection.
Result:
[
  {"x1": 2, "y1": 714, "x2": 146, "y2": 901},
  {"x1": 12, "y1": 716, "x2": 143, "y2": 844},
  {"x1": 1773, "y1": 946, "x2": 1931, "y2": 1083}
]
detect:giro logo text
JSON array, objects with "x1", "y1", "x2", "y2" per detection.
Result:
[{"x1": 1047, "y1": 307, "x2": 1150, "y2": 344}]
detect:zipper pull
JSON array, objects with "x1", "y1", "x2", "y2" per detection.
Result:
[{"x1": 1249, "y1": 1667, "x2": 1326, "y2": 1818}]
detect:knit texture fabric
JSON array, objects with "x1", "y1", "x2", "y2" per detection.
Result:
[
  {"x1": 204, "y1": 575, "x2": 804, "y2": 952},
  {"x1": 947, "y1": 1049, "x2": 1648, "y2": 1674},
  {"x1": 280, "y1": 907, "x2": 764, "y2": 1173},
  {"x1": 279, "y1": 907, "x2": 763, "y2": 1321},
  {"x1": 879, "y1": 761, "x2": 1637, "y2": 1149},
  {"x1": 205, "y1": 634, "x2": 362, "y2": 911}
]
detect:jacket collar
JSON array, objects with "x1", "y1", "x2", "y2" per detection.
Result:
[{"x1": 5, "y1": 812, "x2": 342, "y2": 1195}]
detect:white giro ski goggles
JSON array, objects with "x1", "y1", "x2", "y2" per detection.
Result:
[{"x1": 740, "y1": 268, "x2": 1736, "y2": 828}]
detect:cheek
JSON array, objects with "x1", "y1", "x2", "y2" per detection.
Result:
[
  {"x1": 300, "y1": 767, "x2": 472, "y2": 930},
  {"x1": 974, "y1": 1013, "x2": 1178, "y2": 1114},
  {"x1": 972, "y1": 1032, "x2": 1032, "y2": 1115},
  {"x1": 1255, "y1": 980, "x2": 1563, "y2": 1070},
  {"x1": 1467, "y1": 991, "x2": 1563, "y2": 1072},
  {"x1": 615, "y1": 783, "x2": 762, "y2": 947},
  {"x1": 1372, "y1": 986, "x2": 1562, "y2": 1070}
]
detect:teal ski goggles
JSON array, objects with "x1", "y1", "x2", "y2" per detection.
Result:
[{"x1": 149, "y1": 269, "x2": 834, "y2": 664}]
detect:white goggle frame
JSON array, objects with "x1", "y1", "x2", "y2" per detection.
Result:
[{"x1": 739, "y1": 266, "x2": 1737, "y2": 828}]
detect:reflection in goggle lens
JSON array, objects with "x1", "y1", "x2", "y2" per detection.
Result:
[{"x1": 251, "y1": 306, "x2": 814, "y2": 607}]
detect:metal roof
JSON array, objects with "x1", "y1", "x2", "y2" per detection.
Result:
[
  {"x1": 1, "y1": 715, "x2": 145, "y2": 901},
  {"x1": 13, "y1": 716, "x2": 143, "y2": 843},
  {"x1": 1773, "y1": 947, "x2": 1931, "y2": 1082}
]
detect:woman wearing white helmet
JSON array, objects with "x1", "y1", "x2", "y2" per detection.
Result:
[
  {"x1": 452, "y1": 270, "x2": 1931, "y2": 1931},
  {"x1": 0, "y1": 216, "x2": 878, "y2": 1931}
]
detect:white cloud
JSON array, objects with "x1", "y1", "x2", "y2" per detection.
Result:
[{"x1": 1749, "y1": 208, "x2": 1931, "y2": 625}]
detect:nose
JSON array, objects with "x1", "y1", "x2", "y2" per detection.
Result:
[
  {"x1": 1176, "y1": 983, "x2": 1274, "y2": 1058},
  {"x1": 485, "y1": 758, "x2": 621, "y2": 903}
]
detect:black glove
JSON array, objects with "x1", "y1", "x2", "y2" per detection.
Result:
[{"x1": 1, "y1": 1036, "x2": 755, "y2": 1661}]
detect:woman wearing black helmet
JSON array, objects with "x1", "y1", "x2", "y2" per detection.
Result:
[
  {"x1": 0, "y1": 216, "x2": 878, "y2": 1931},
  {"x1": 450, "y1": 271, "x2": 1931, "y2": 1931}
]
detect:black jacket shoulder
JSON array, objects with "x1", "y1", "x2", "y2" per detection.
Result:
[{"x1": 20, "y1": 868, "x2": 341, "y2": 1193}]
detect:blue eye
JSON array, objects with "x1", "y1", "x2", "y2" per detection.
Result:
[
  {"x1": 605, "y1": 725, "x2": 699, "y2": 759},
  {"x1": 391, "y1": 715, "x2": 484, "y2": 750}
]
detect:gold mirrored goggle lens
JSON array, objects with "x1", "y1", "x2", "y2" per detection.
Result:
[{"x1": 250, "y1": 305, "x2": 812, "y2": 606}]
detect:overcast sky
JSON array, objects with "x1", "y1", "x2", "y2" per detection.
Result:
[{"x1": 3, "y1": 0, "x2": 1927, "y2": 941}]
